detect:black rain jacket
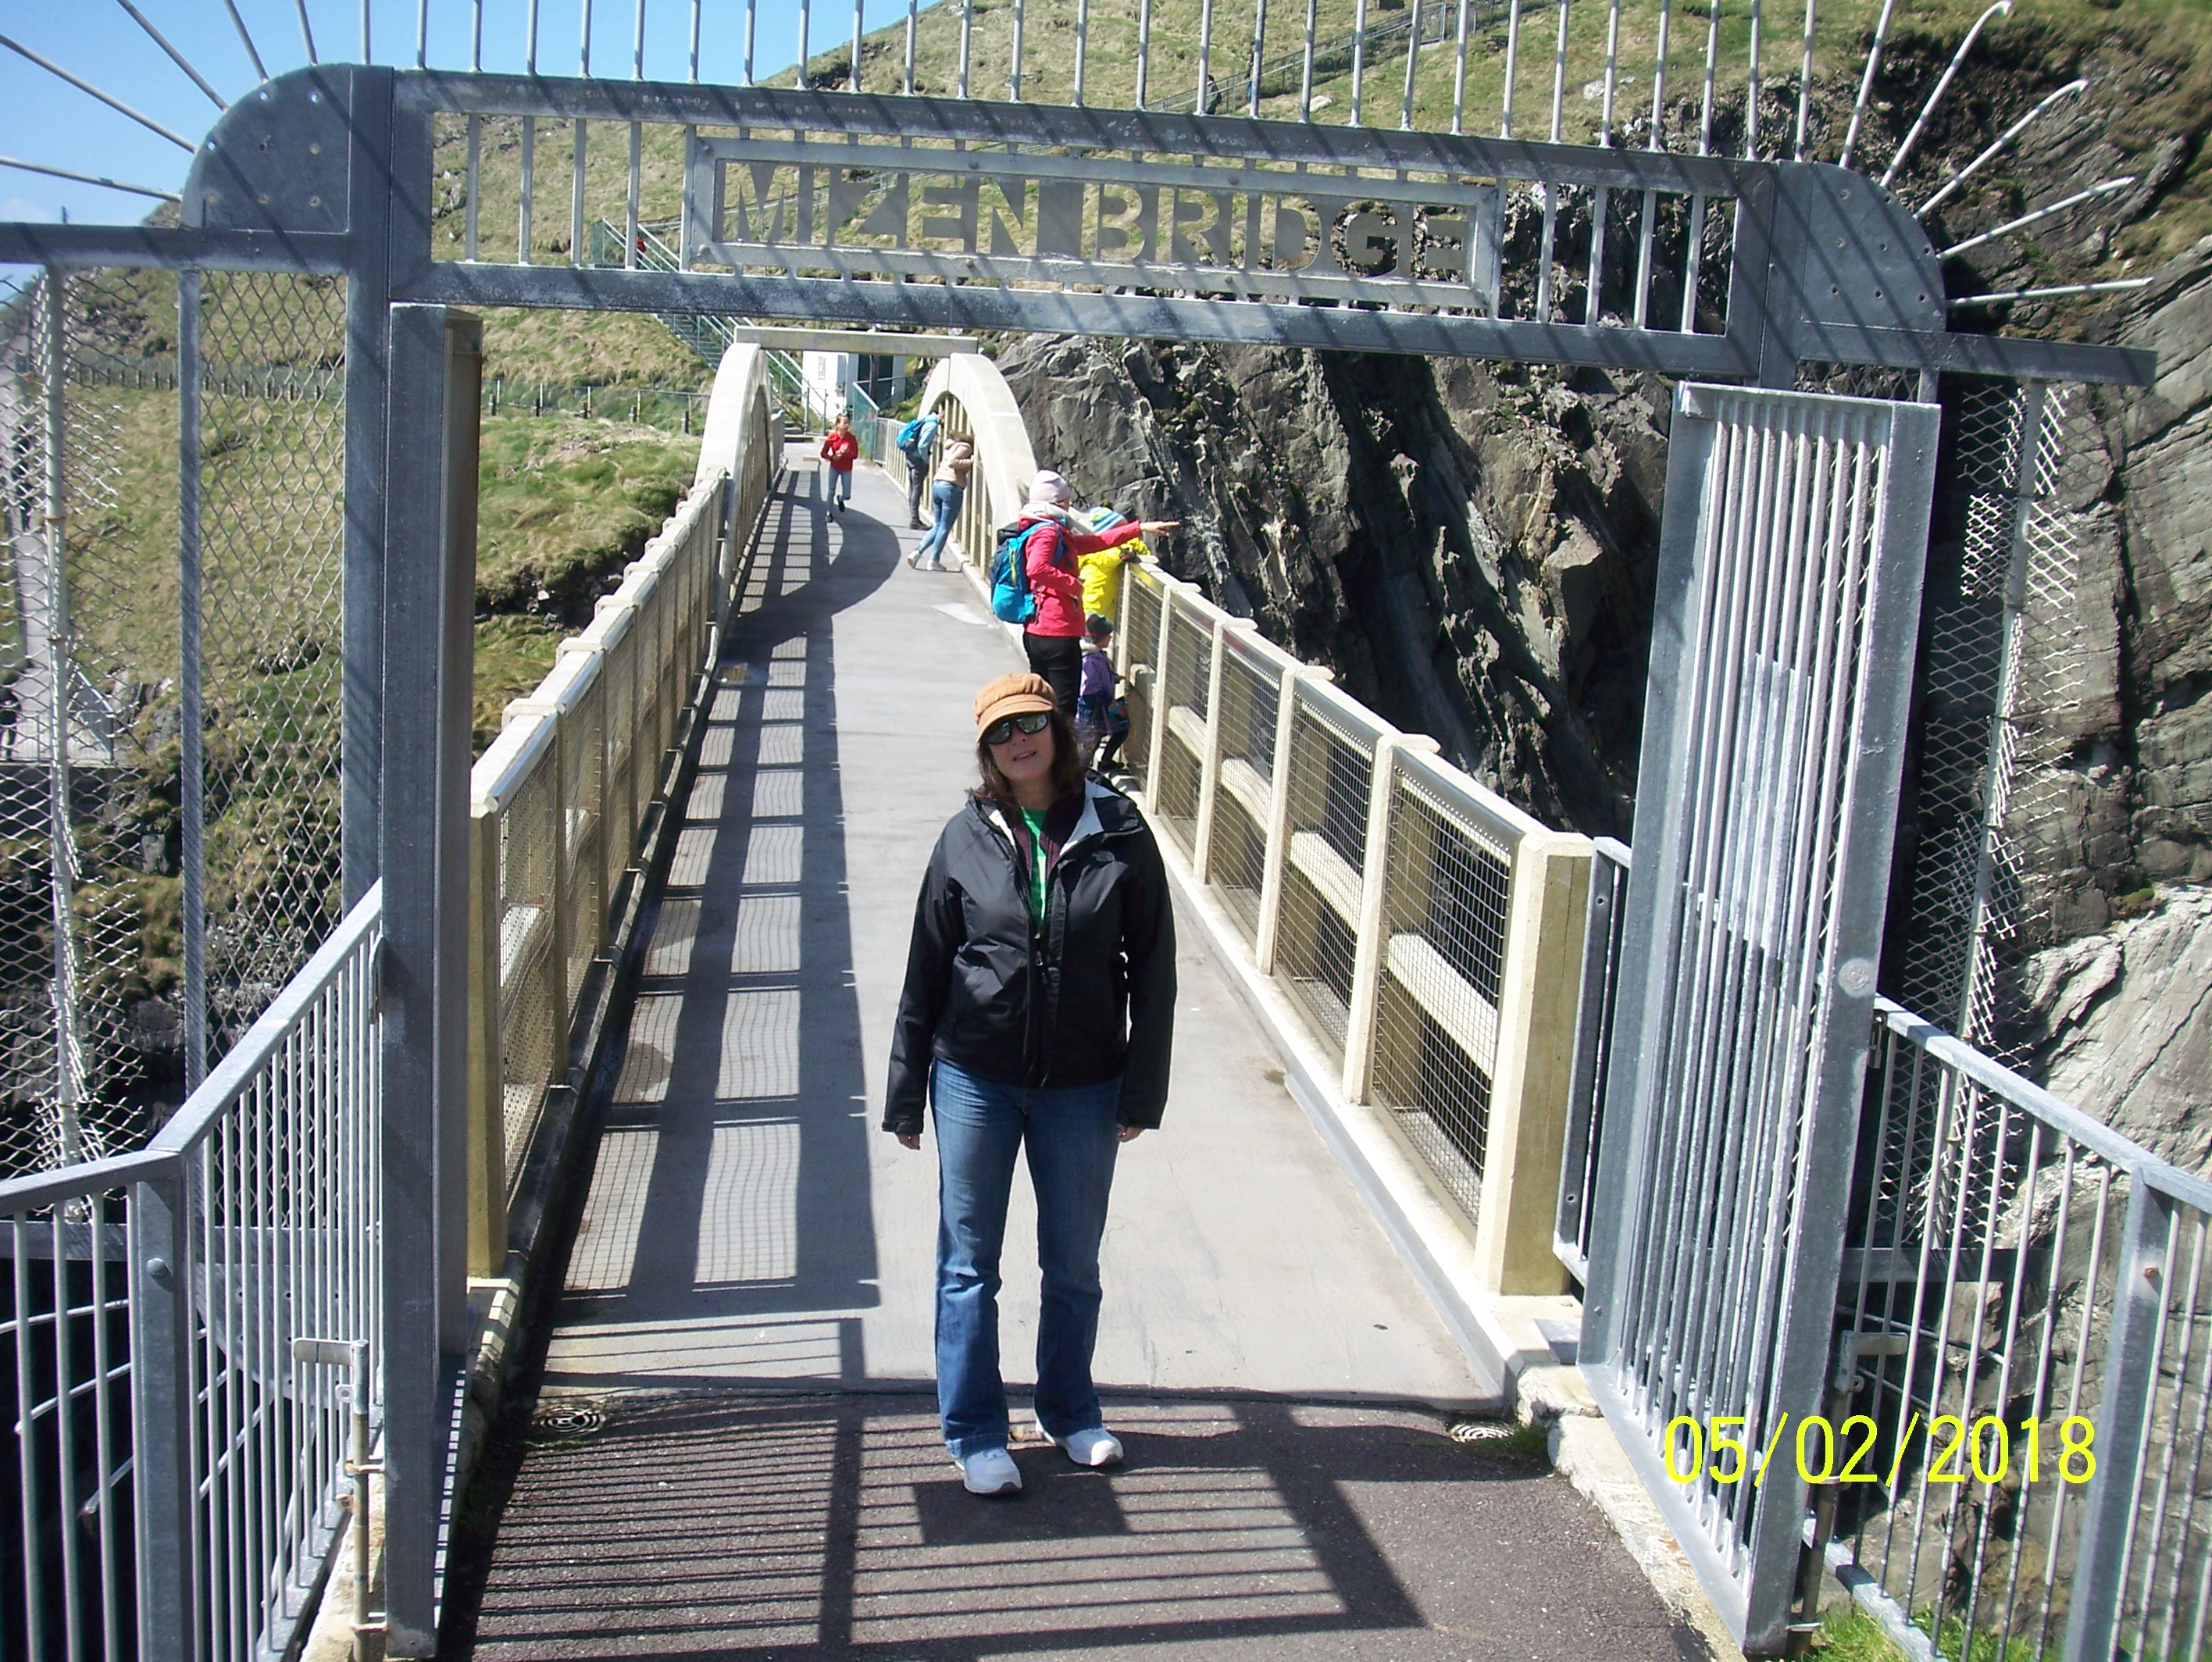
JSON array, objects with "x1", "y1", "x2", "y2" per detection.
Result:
[{"x1": 883, "y1": 778, "x2": 1176, "y2": 1135}]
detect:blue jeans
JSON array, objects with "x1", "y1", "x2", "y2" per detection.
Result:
[
  {"x1": 931, "y1": 1058, "x2": 1122, "y2": 1460},
  {"x1": 914, "y1": 480, "x2": 962, "y2": 565},
  {"x1": 827, "y1": 465, "x2": 853, "y2": 506}
]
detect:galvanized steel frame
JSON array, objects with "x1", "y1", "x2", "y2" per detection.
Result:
[{"x1": 1579, "y1": 382, "x2": 1942, "y2": 1650}]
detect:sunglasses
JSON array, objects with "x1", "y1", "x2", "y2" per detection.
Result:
[{"x1": 982, "y1": 709, "x2": 1053, "y2": 746}]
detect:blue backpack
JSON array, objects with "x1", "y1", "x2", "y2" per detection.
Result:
[
  {"x1": 896, "y1": 414, "x2": 939, "y2": 457},
  {"x1": 990, "y1": 522, "x2": 1043, "y2": 625}
]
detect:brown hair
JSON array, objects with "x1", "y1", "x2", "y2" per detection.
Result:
[{"x1": 973, "y1": 708, "x2": 1085, "y2": 811}]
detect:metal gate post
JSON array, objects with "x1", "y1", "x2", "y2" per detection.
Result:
[
  {"x1": 344, "y1": 68, "x2": 398, "y2": 908},
  {"x1": 377, "y1": 302, "x2": 480, "y2": 1657},
  {"x1": 130, "y1": 1164, "x2": 202, "y2": 1661},
  {"x1": 177, "y1": 271, "x2": 208, "y2": 1090},
  {"x1": 2064, "y1": 1178, "x2": 2175, "y2": 1660}
]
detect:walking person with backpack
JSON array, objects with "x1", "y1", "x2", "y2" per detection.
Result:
[
  {"x1": 896, "y1": 411, "x2": 942, "y2": 528},
  {"x1": 885, "y1": 672, "x2": 1177, "y2": 1495},
  {"x1": 994, "y1": 470, "x2": 1175, "y2": 716},
  {"x1": 908, "y1": 438, "x2": 974, "y2": 572}
]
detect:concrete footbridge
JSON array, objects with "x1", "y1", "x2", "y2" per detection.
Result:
[{"x1": 3, "y1": 16, "x2": 2207, "y2": 1660}]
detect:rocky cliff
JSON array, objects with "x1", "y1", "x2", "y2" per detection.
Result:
[{"x1": 998, "y1": 14, "x2": 2212, "y2": 1161}]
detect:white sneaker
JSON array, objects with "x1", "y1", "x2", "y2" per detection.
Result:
[
  {"x1": 955, "y1": 1447, "x2": 1022, "y2": 1494},
  {"x1": 1055, "y1": 1427, "x2": 1124, "y2": 1468},
  {"x1": 904, "y1": 549, "x2": 921, "y2": 567}
]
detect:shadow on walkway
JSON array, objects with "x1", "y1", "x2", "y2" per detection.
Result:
[{"x1": 444, "y1": 1393, "x2": 1703, "y2": 1660}]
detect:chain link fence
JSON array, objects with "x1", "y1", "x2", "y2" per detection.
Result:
[{"x1": 0, "y1": 268, "x2": 344, "y2": 1179}]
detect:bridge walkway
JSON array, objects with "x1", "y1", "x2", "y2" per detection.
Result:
[{"x1": 439, "y1": 454, "x2": 1700, "y2": 1659}]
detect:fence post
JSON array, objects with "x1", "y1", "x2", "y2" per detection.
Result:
[
  {"x1": 466, "y1": 802, "x2": 508, "y2": 1277},
  {"x1": 1470, "y1": 830, "x2": 1591, "y2": 1296},
  {"x1": 130, "y1": 1166, "x2": 202, "y2": 1660},
  {"x1": 1341, "y1": 734, "x2": 1436, "y2": 1104},
  {"x1": 1251, "y1": 662, "x2": 1308, "y2": 976},
  {"x1": 1145, "y1": 582, "x2": 1178, "y2": 801},
  {"x1": 2064, "y1": 1177, "x2": 2175, "y2": 1660},
  {"x1": 1190, "y1": 616, "x2": 1244, "y2": 883}
]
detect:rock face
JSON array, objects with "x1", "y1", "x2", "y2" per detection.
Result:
[
  {"x1": 2032, "y1": 885, "x2": 2212, "y2": 1177},
  {"x1": 997, "y1": 332, "x2": 1668, "y2": 838}
]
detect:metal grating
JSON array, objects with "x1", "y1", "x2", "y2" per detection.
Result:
[{"x1": 1121, "y1": 572, "x2": 1162, "y2": 790}]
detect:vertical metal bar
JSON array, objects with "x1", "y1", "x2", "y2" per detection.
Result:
[
  {"x1": 1631, "y1": 0, "x2": 1670, "y2": 328},
  {"x1": 464, "y1": 28, "x2": 481, "y2": 269},
  {"x1": 1135, "y1": 0, "x2": 1151, "y2": 107},
  {"x1": 520, "y1": 2, "x2": 539, "y2": 264},
  {"x1": 959, "y1": 0, "x2": 973, "y2": 97},
  {"x1": 1250, "y1": 0, "x2": 1268, "y2": 116},
  {"x1": 573, "y1": 1, "x2": 592, "y2": 269},
  {"x1": 1839, "y1": 0, "x2": 1896, "y2": 172},
  {"x1": 14, "y1": 1214, "x2": 44, "y2": 1658},
  {"x1": 1197, "y1": 0, "x2": 1215, "y2": 113},
  {"x1": 1300, "y1": 0, "x2": 1319, "y2": 119},
  {"x1": 1449, "y1": 0, "x2": 1468, "y2": 132},
  {"x1": 851, "y1": 0, "x2": 865, "y2": 91},
  {"x1": 132, "y1": 1168, "x2": 202, "y2": 1658},
  {"x1": 1072, "y1": 0, "x2": 1089, "y2": 102},
  {"x1": 1400, "y1": 0, "x2": 1421, "y2": 128},
  {"x1": 1585, "y1": 0, "x2": 1620, "y2": 321},
  {"x1": 798, "y1": 0, "x2": 812, "y2": 87},
  {"x1": 53, "y1": 1204, "x2": 82, "y2": 1662},
  {"x1": 1534, "y1": 0, "x2": 1568, "y2": 313},
  {"x1": 905, "y1": 0, "x2": 919, "y2": 91},
  {"x1": 345, "y1": 70, "x2": 397, "y2": 908},
  {"x1": 41, "y1": 269, "x2": 83, "y2": 1163},
  {"x1": 178, "y1": 271, "x2": 206, "y2": 1090},
  {"x1": 1745, "y1": 0, "x2": 1761, "y2": 157},
  {"x1": 1349, "y1": 0, "x2": 1368, "y2": 123},
  {"x1": 1011, "y1": 0, "x2": 1026, "y2": 98},
  {"x1": 417, "y1": 0, "x2": 430, "y2": 66},
  {"x1": 1793, "y1": 0, "x2": 1814, "y2": 159},
  {"x1": 746, "y1": 0, "x2": 758, "y2": 82},
  {"x1": 1499, "y1": 0, "x2": 1522, "y2": 135},
  {"x1": 2066, "y1": 1180, "x2": 2176, "y2": 1660},
  {"x1": 629, "y1": 0, "x2": 645, "y2": 266},
  {"x1": 91, "y1": 1189, "x2": 120, "y2": 1658},
  {"x1": 1678, "y1": 0, "x2": 1718, "y2": 333},
  {"x1": 378, "y1": 305, "x2": 471, "y2": 1657}
]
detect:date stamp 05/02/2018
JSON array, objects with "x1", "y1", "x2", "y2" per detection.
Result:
[{"x1": 1659, "y1": 1414, "x2": 2099, "y2": 1490}]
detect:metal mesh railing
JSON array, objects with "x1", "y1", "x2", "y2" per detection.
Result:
[
  {"x1": 1831, "y1": 1000, "x2": 2212, "y2": 1662},
  {"x1": 1367, "y1": 754, "x2": 1515, "y2": 1222},
  {"x1": 1889, "y1": 380, "x2": 2100, "y2": 1065},
  {"x1": 0, "y1": 268, "x2": 345, "y2": 1182},
  {"x1": 1120, "y1": 568, "x2": 1162, "y2": 791},
  {"x1": 469, "y1": 382, "x2": 780, "y2": 1210},
  {"x1": 1208, "y1": 634, "x2": 1281, "y2": 940},
  {"x1": 1106, "y1": 558, "x2": 1565, "y2": 1246},
  {"x1": 1274, "y1": 690, "x2": 1375, "y2": 1060},
  {"x1": 0, "y1": 885, "x2": 382, "y2": 1662},
  {"x1": 1554, "y1": 837, "x2": 1630, "y2": 1286}
]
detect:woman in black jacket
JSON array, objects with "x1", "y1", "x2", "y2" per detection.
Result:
[{"x1": 886, "y1": 671, "x2": 1176, "y2": 1496}]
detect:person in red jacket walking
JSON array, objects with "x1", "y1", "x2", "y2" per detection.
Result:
[
  {"x1": 1017, "y1": 469, "x2": 1176, "y2": 715},
  {"x1": 819, "y1": 412, "x2": 860, "y2": 512}
]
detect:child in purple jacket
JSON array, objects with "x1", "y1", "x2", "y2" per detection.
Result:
[{"x1": 1076, "y1": 615, "x2": 1128, "y2": 772}]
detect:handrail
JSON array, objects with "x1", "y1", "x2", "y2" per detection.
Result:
[{"x1": 147, "y1": 882, "x2": 384, "y2": 1155}]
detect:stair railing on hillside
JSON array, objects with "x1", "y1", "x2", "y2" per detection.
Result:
[
  {"x1": 917, "y1": 351, "x2": 1590, "y2": 1296},
  {"x1": 464, "y1": 344, "x2": 784, "y2": 1265},
  {"x1": 589, "y1": 218, "x2": 808, "y2": 426}
]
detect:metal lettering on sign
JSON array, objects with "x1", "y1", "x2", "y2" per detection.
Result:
[{"x1": 682, "y1": 135, "x2": 1501, "y2": 314}]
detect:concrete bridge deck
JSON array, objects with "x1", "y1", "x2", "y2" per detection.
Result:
[{"x1": 440, "y1": 455, "x2": 1700, "y2": 1660}]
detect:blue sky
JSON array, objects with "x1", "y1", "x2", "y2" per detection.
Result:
[{"x1": 0, "y1": 0, "x2": 908, "y2": 226}]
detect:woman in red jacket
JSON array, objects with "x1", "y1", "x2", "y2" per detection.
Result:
[
  {"x1": 819, "y1": 412, "x2": 859, "y2": 512},
  {"x1": 1018, "y1": 469, "x2": 1176, "y2": 715}
]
